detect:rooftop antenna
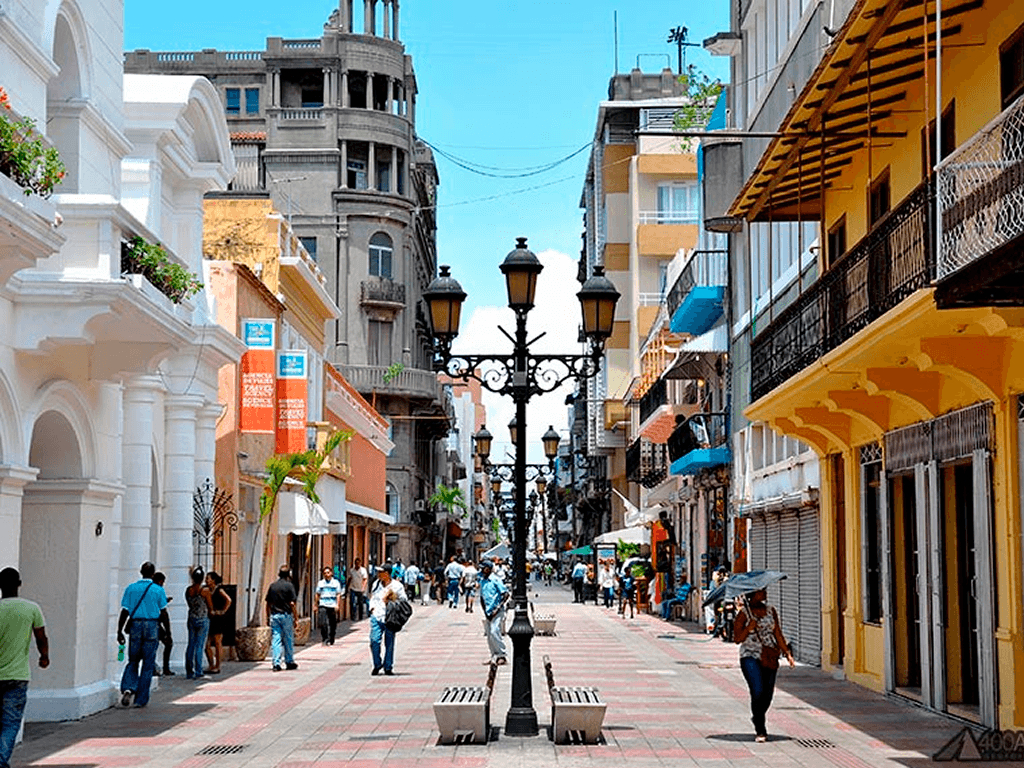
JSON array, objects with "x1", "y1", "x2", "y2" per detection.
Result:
[
  {"x1": 614, "y1": 11, "x2": 619, "y2": 75},
  {"x1": 667, "y1": 26, "x2": 701, "y2": 74}
]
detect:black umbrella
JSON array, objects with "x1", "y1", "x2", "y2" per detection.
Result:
[{"x1": 701, "y1": 570, "x2": 788, "y2": 607}]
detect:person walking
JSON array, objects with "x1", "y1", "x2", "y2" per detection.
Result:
[
  {"x1": 265, "y1": 565, "x2": 298, "y2": 672},
  {"x1": 461, "y1": 560, "x2": 478, "y2": 613},
  {"x1": 315, "y1": 566, "x2": 342, "y2": 645},
  {"x1": 183, "y1": 567, "x2": 212, "y2": 679},
  {"x1": 348, "y1": 558, "x2": 368, "y2": 621},
  {"x1": 402, "y1": 562, "x2": 421, "y2": 605},
  {"x1": 205, "y1": 571, "x2": 231, "y2": 673},
  {"x1": 478, "y1": 560, "x2": 508, "y2": 665},
  {"x1": 443, "y1": 556, "x2": 463, "y2": 609},
  {"x1": 151, "y1": 572, "x2": 175, "y2": 677},
  {"x1": 368, "y1": 565, "x2": 406, "y2": 676},
  {"x1": 0, "y1": 567, "x2": 48, "y2": 768},
  {"x1": 599, "y1": 561, "x2": 616, "y2": 608},
  {"x1": 117, "y1": 561, "x2": 169, "y2": 708},
  {"x1": 571, "y1": 559, "x2": 586, "y2": 603},
  {"x1": 733, "y1": 589, "x2": 795, "y2": 742}
]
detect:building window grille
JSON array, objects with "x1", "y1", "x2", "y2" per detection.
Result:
[
  {"x1": 225, "y1": 88, "x2": 240, "y2": 115},
  {"x1": 245, "y1": 88, "x2": 260, "y2": 115},
  {"x1": 369, "y1": 232, "x2": 393, "y2": 278}
]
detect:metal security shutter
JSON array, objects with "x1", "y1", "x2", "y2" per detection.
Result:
[
  {"x1": 797, "y1": 508, "x2": 822, "y2": 666},
  {"x1": 749, "y1": 516, "x2": 767, "y2": 571},
  {"x1": 778, "y1": 511, "x2": 801, "y2": 658}
]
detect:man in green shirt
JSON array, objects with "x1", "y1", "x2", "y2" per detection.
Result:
[{"x1": 0, "y1": 567, "x2": 49, "y2": 768}]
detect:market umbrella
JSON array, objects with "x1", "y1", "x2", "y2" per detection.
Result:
[
  {"x1": 483, "y1": 542, "x2": 510, "y2": 561},
  {"x1": 701, "y1": 570, "x2": 788, "y2": 607}
]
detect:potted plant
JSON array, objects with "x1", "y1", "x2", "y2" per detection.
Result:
[
  {"x1": 121, "y1": 236, "x2": 203, "y2": 305},
  {"x1": 0, "y1": 87, "x2": 66, "y2": 198}
]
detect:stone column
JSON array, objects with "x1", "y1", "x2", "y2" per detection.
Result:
[
  {"x1": 390, "y1": 145, "x2": 398, "y2": 194},
  {"x1": 392, "y1": 0, "x2": 399, "y2": 40},
  {"x1": 365, "y1": 0, "x2": 373, "y2": 36},
  {"x1": 163, "y1": 394, "x2": 204, "y2": 659},
  {"x1": 341, "y1": 71, "x2": 349, "y2": 108},
  {"x1": 383, "y1": 0, "x2": 391, "y2": 39},
  {"x1": 323, "y1": 68, "x2": 332, "y2": 107},
  {"x1": 270, "y1": 70, "x2": 280, "y2": 107},
  {"x1": 368, "y1": 141, "x2": 376, "y2": 190},
  {"x1": 386, "y1": 77, "x2": 393, "y2": 114},
  {"x1": 120, "y1": 375, "x2": 163, "y2": 589},
  {"x1": 340, "y1": 139, "x2": 348, "y2": 188},
  {"x1": 367, "y1": 71, "x2": 375, "y2": 110},
  {"x1": 410, "y1": 94, "x2": 416, "y2": 126},
  {"x1": 0, "y1": 465, "x2": 38, "y2": 567}
]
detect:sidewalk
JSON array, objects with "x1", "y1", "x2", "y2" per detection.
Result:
[{"x1": 16, "y1": 581, "x2": 972, "y2": 767}]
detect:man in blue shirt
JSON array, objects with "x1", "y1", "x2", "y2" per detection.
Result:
[
  {"x1": 116, "y1": 562, "x2": 169, "y2": 708},
  {"x1": 478, "y1": 560, "x2": 508, "y2": 665}
]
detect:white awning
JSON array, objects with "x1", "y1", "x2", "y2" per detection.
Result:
[
  {"x1": 278, "y1": 492, "x2": 329, "y2": 536},
  {"x1": 681, "y1": 321, "x2": 728, "y2": 353},
  {"x1": 345, "y1": 499, "x2": 394, "y2": 525},
  {"x1": 317, "y1": 475, "x2": 347, "y2": 530},
  {"x1": 594, "y1": 526, "x2": 651, "y2": 546}
]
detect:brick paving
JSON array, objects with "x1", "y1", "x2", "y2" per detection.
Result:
[{"x1": 14, "y1": 582, "x2": 980, "y2": 767}]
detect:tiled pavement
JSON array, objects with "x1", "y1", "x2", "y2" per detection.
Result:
[{"x1": 16, "y1": 582, "x2": 979, "y2": 767}]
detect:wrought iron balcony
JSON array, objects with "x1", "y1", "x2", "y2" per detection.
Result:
[
  {"x1": 667, "y1": 412, "x2": 730, "y2": 476},
  {"x1": 360, "y1": 278, "x2": 406, "y2": 308},
  {"x1": 935, "y1": 93, "x2": 1024, "y2": 308},
  {"x1": 626, "y1": 437, "x2": 669, "y2": 489},
  {"x1": 638, "y1": 377, "x2": 700, "y2": 443},
  {"x1": 667, "y1": 249, "x2": 728, "y2": 335},
  {"x1": 639, "y1": 378, "x2": 668, "y2": 426},
  {"x1": 750, "y1": 181, "x2": 934, "y2": 402}
]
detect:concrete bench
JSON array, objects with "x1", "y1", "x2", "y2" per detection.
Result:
[
  {"x1": 534, "y1": 615, "x2": 557, "y2": 635},
  {"x1": 433, "y1": 661, "x2": 498, "y2": 744},
  {"x1": 543, "y1": 655, "x2": 605, "y2": 743}
]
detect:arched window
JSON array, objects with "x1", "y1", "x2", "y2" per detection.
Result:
[{"x1": 369, "y1": 232, "x2": 393, "y2": 278}]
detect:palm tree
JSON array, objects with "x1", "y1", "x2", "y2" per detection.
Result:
[{"x1": 429, "y1": 484, "x2": 468, "y2": 561}]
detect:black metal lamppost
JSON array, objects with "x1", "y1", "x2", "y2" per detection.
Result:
[{"x1": 423, "y1": 238, "x2": 620, "y2": 736}]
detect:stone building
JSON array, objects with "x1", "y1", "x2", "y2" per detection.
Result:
[{"x1": 125, "y1": 0, "x2": 451, "y2": 563}]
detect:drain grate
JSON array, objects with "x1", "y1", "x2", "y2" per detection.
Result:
[
  {"x1": 656, "y1": 634, "x2": 678, "y2": 640},
  {"x1": 196, "y1": 744, "x2": 246, "y2": 756},
  {"x1": 797, "y1": 738, "x2": 836, "y2": 749},
  {"x1": 347, "y1": 734, "x2": 399, "y2": 742}
]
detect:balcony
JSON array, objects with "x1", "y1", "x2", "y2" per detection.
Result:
[
  {"x1": 667, "y1": 249, "x2": 727, "y2": 335},
  {"x1": 637, "y1": 378, "x2": 701, "y2": 443},
  {"x1": 626, "y1": 437, "x2": 669, "y2": 489},
  {"x1": 360, "y1": 278, "x2": 405, "y2": 312},
  {"x1": 667, "y1": 412, "x2": 730, "y2": 476},
  {"x1": 935, "y1": 93, "x2": 1024, "y2": 308},
  {"x1": 750, "y1": 182, "x2": 934, "y2": 402},
  {"x1": 336, "y1": 364, "x2": 443, "y2": 403}
]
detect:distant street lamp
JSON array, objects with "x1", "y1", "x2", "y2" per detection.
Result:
[{"x1": 423, "y1": 238, "x2": 619, "y2": 736}]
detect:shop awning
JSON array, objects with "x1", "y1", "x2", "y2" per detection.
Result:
[
  {"x1": 345, "y1": 500, "x2": 394, "y2": 526},
  {"x1": 277, "y1": 492, "x2": 329, "y2": 536},
  {"x1": 593, "y1": 526, "x2": 651, "y2": 546},
  {"x1": 484, "y1": 542, "x2": 510, "y2": 561},
  {"x1": 564, "y1": 545, "x2": 593, "y2": 557}
]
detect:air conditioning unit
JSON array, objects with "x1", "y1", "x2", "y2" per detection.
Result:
[{"x1": 414, "y1": 500, "x2": 425, "y2": 511}]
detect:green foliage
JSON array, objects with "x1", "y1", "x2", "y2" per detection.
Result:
[
  {"x1": 0, "y1": 87, "x2": 66, "y2": 198},
  {"x1": 122, "y1": 236, "x2": 204, "y2": 304},
  {"x1": 382, "y1": 362, "x2": 405, "y2": 384},
  {"x1": 298, "y1": 429, "x2": 353, "y2": 503},
  {"x1": 491, "y1": 516, "x2": 500, "y2": 535},
  {"x1": 429, "y1": 483, "x2": 468, "y2": 520},
  {"x1": 672, "y1": 65, "x2": 724, "y2": 131},
  {"x1": 616, "y1": 540, "x2": 640, "y2": 560}
]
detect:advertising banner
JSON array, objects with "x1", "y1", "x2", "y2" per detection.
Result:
[
  {"x1": 239, "y1": 319, "x2": 276, "y2": 434},
  {"x1": 276, "y1": 350, "x2": 308, "y2": 454}
]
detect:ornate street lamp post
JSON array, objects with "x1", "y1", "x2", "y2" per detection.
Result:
[{"x1": 423, "y1": 238, "x2": 619, "y2": 736}]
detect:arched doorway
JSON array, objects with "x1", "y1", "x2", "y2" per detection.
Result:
[{"x1": 47, "y1": 8, "x2": 86, "y2": 193}]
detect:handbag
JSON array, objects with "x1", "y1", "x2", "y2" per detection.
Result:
[
  {"x1": 751, "y1": 605, "x2": 783, "y2": 670},
  {"x1": 124, "y1": 581, "x2": 154, "y2": 634},
  {"x1": 384, "y1": 597, "x2": 413, "y2": 632}
]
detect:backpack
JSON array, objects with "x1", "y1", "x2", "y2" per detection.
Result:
[{"x1": 384, "y1": 597, "x2": 413, "y2": 632}]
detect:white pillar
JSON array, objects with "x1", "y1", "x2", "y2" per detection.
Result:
[
  {"x1": 323, "y1": 69, "x2": 332, "y2": 107},
  {"x1": 367, "y1": 71, "x2": 375, "y2": 110},
  {"x1": 120, "y1": 375, "x2": 162, "y2": 588},
  {"x1": 271, "y1": 70, "x2": 280, "y2": 107},
  {"x1": 340, "y1": 139, "x2": 348, "y2": 188},
  {"x1": 341, "y1": 71, "x2": 349, "y2": 108},
  {"x1": 368, "y1": 140, "x2": 376, "y2": 190},
  {"x1": 0, "y1": 465, "x2": 38, "y2": 567},
  {"x1": 163, "y1": 394, "x2": 204, "y2": 658}
]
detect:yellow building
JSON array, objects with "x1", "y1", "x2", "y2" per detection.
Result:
[{"x1": 722, "y1": 0, "x2": 1024, "y2": 728}]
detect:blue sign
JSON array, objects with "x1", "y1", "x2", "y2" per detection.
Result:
[
  {"x1": 277, "y1": 351, "x2": 307, "y2": 379},
  {"x1": 243, "y1": 319, "x2": 275, "y2": 349}
]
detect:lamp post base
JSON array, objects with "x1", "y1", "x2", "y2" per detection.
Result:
[{"x1": 504, "y1": 707, "x2": 539, "y2": 737}]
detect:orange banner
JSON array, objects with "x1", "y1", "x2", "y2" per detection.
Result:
[
  {"x1": 275, "y1": 350, "x2": 308, "y2": 454},
  {"x1": 239, "y1": 319, "x2": 276, "y2": 434}
]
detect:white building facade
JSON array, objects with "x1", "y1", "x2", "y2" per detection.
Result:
[{"x1": 0, "y1": 0, "x2": 241, "y2": 720}]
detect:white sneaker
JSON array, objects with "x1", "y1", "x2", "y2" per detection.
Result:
[{"x1": 120, "y1": 690, "x2": 134, "y2": 708}]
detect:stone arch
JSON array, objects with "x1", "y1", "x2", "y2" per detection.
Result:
[
  {"x1": 26, "y1": 380, "x2": 97, "y2": 478},
  {"x1": 0, "y1": 371, "x2": 24, "y2": 464},
  {"x1": 45, "y1": 0, "x2": 93, "y2": 194}
]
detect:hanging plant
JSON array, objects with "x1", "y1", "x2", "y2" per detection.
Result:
[
  {"x1": 0, "y1": 87, "x2": 66, "y2": 198},
  {"x1": 121, "y1": 236, "x2": 203, "y2": 304}
]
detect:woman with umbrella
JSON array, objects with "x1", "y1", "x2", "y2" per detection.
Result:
[{"x1": 734, "y1": 584, "x2": 794, "y2": 742}]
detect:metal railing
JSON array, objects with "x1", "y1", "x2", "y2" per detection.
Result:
[
  {"x1": 638, "y1": 378, "x2": 698, "y2": 425},
  {"x1": 640, "y1": 107, "x2": 679, "y2": 132},
  {"x1": 666, "y1": 249, "x2": 728, "y2": 318},
  {"x1": 667, "y1": 412, "x2": 729, "y2": 462},
  {"x1": 750, "y1": 182, "x2": 933, "y2": 401},
  {"x1": 626, "y1": 437, "x2": 669, "y2": 488},
  {"x1": 637, "y1": 291, "x2": 665, "y2": 306},
  {"x1": 638, "y1": 210, "x2": 699, "y2": 225},
  {"x1": 937, "y1": 92, "x2": 1024, "y2": 279},
  {"x1": 360, "y1": 278, "x2": 406, "y2": 306}
]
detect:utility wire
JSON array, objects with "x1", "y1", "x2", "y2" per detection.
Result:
[{"x1": 419, "y1": 138, "x2": 591, "y2": 179}]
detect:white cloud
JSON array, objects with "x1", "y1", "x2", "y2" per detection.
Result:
[{"x1": 451, "y1": 248, "x2": 586, "y2": 466}]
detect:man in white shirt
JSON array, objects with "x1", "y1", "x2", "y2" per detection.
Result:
[
  {"x1": 348, "y1": 558, "x2": 368, "y2": 621},
  {"x1": 368, "y1": 566, "x2": 407, "y2": 676},
  {"x1": 402, "y1": 562, "x2": 422, "y2": 605},
  {"x1": 315, "y1": 567, "x2": 342, "y2": 645},
  {"x1": 443, "y1": 556, "x2": 464, "y2": 609}
]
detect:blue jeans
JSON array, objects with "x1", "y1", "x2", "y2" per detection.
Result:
[
  {"x1": 447, "y1": 578, "x2": 460, "y2": 607},
  {"x1": 185, "y1": 616, "x2": 209, "y2": 678},
  {"x1": 0, "y1": 680, "x2": 28, "y2": 768},
  {"x1": 349, "y1": 590, "x2": 366, "y2": 620},
  {"x1": 740, "y1": 655, "x2": 778, "y2": 736},
  {"x1": 270, "y1": 613, "x2": 294, "y2": 667},
  {"x1": 121, "y1": 618, "x2": 160, "y2": 706},
  {"x1": 603, "y1": 586, "x2": 615, "y2": 608},
  {"x1": 369, "y1": 616, "x2": 394, "y2": 671}
]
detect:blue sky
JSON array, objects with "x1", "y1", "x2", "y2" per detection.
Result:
[{"x1": 125, "y1": 0, "x2": 731, "y2": 457}]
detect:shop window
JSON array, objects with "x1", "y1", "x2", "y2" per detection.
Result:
[
  {"x1": 225, "y1": 88, "x2": 240, "y2": 115},
  {"x1": 1000, "y1": 22, "x2": 1024, "y2": 109},
  {"x1": 245, "y1": 88, "x2": 260, "y2": 115},
  {"x1": 369, "y1": 232, "x2": 393, "y2": 278}
]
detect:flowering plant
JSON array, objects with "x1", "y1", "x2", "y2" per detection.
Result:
[
  {"x1": 121, "y1": 236, "x2": 203, "y2": 304},
  {"x1": 0, "y1": 87, "x2": 66, "y2": 198}
]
